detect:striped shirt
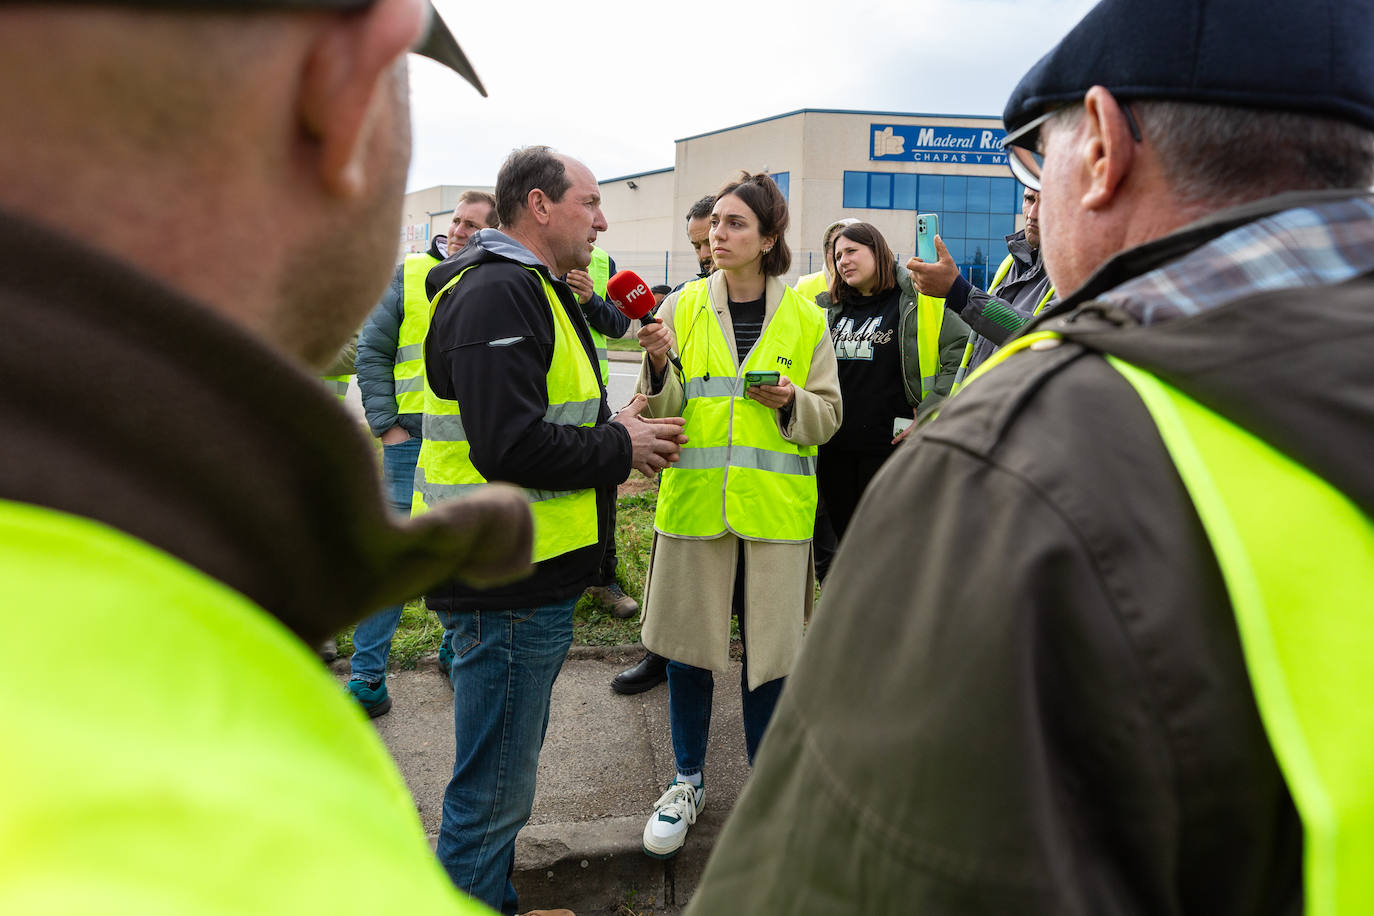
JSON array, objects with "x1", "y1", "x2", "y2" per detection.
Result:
[{"x1": 729, "y1": 296, "x2": 765, "y2": 360}]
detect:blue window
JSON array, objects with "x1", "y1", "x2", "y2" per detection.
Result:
[
  {"x1": 992, "y1": 177, "x2": 1018, "y2": 212},
  {"x1": 966, "y1": 176, "x2": 990, "y2": 213},
  {"x1": 918, "y1": 175, "x2": 943, "y2": 212},
  {"x1": 943, "y1": 177, "x2": 967, "y2": 212},
  {"x1": 893, "y1": 173, "x2": 917, "y2": 211},
  {"x1": 843, "y1": 171, "x2": 868, "y2": 208},
  {"x1": 966, "y1": 212, "x2": 990, "y2": 238},
  {"x1": 869, "y1": 173, "x2": 893, "y2": 209},
  {"x1": 769, "y1": 171, "x2": 790, "y2": 201},
  {"x1": 942, "y1": 211, "x2": 966, "y2": 238}
]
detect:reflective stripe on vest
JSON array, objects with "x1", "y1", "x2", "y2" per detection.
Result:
[
  {"x1": 1109, "y1": 358, "x2": 1374, "y2": 916},
  {"x1": 394, "y1": 253, "x2": 441, "y2": 415},
  {"x1": 951, "y1": 254, "x2": 1055, "y2": 394},
  {"x1": 412, "y1": 264, "x2": 601, "y2": 564},
  {"x1": 654, "y1": 281, "x2": 825, "y2": 542},
  {"x1": 587, "y1": 246, "x2": 611, "y2": 385},
  {"x1": 320, "y1": 374, "x2": 350, "y2": 400},
  {"x1": 977, "y1": 329, "x2": 1374, "y2": 915},
  {"x1": 912, "y1": 289, "x2": 946, "y2": 400}
]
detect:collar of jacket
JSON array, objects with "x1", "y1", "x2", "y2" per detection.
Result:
[
  {"x1": 0, "y1": 207, "x2": 512, "y2": 646},
  {"x1": 1044, "y1": 188, "x2": 1370, "y2": 319},
  {"x1": 1005, "y1": 229, "x2": 1041, "y2": 271}
]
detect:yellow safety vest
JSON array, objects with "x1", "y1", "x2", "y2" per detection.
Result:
[
  {"x1": 654, "y1": 280, "x2": 826, "y2": 542},
  {"x1": 908, "y1": 289, "x2": 949, "y2": 403},
  {"x1": 0, "y1": 498, "x2": 488, "y2": 914},
  {"x1": 320, "y1": 375, "x2": 350, "y2": 400},
  {"x1": 950, "y1": 253, "x2": 1055, "y2": 394},
  {"x1": 587, "y1": 246, "x2": 611, "y2": 385},
  {"x1": 979, "y1": 330, "x2": 1374, "y2": 916},
  {"x1": 393, "y1": 252, "x2": 441, "y2": 416},
  {"x1": 413, "y1": 265, "x2": 602, "y2": 563},
  {"x1": 794, "y1": 270, "x2": 827, "y2": 302}
]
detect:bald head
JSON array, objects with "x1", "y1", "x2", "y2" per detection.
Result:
[
  {"x1": 494, "y1": 147, "x2": 606, "y2": 276},
  {"x1": 0, "y1": 0, "x2": 430, "y2": 367}
]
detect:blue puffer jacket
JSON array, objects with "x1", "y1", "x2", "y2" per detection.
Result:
[{"x1": 356, "y1": 235, "x2": 446, "y2": 438}]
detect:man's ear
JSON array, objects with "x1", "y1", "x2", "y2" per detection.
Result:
[
  {"x1": 297, "y1": 0, "x2": 428, "y2": 197},
  {"x1": 1080, "y1": 85, "x2": 1135, "y2": 211},
  {"x1": 525, "y1": 188, "x2": 552, "y2": 226}
]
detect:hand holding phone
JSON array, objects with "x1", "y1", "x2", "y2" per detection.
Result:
[
  {"x1": 743, "y1": 371, "x2": 793, "y2": 410},
  {"x1": 744, "y1": 370, "x2": 780, "y2": 387},
  {"x1": 916, "y1": 213, "x2": 940, "y2": 264}
]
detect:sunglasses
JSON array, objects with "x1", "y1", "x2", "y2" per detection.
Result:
[{"x1": 1000, "y1": 96, "x2": 1141, "y2": 190}]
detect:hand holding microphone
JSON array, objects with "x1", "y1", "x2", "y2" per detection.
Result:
[{"x1": 606, "y1": 270, "x2": 684, "y2": 375}]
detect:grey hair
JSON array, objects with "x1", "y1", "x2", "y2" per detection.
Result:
[
  {"x1": 1046, "y1": 101, "x2": 1374, "y2": 206},
  {"x1": 1139, "y1": 101, "x2": 1374, "y2": 205}
]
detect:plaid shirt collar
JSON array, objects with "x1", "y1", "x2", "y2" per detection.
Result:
[{"x1": 1096, "y1": 194, "x2": 1374, "y2": 325}]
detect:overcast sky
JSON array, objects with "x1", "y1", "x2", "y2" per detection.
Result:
[{"x1": 405, "y1": 0, "x2": 1100, "y2": 192}]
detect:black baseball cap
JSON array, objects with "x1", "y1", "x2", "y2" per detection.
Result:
[
  {"x1": 35, "y1": 0, "x2": 485, "y2": 96},
  {"x1": 1001, "y1": 0, "x2": 1374, "y2": 188}
]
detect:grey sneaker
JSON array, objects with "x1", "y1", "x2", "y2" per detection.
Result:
[{"x1": 587, "y1": 583, "x2": 640, "y2": 619}]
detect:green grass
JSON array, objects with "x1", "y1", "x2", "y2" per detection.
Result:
[
  {"x1": 606, "y1": 337, "x2": 643, "y2": 352},
  {"x1": 336, "y1": 481, "x2": 662, "y2": 669}
]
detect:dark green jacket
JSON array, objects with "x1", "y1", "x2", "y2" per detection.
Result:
[{"x1": 689, "y1": 190, "x2": 1374, "y2": 915}]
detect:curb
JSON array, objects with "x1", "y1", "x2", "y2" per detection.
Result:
[{"x1": 515, "y1": 815, "x2": 717, "y2": 914}]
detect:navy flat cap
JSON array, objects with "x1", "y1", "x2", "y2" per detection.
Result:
[{"x1": 1004, "y1": 0, "x2": 1374, "y2": 134}]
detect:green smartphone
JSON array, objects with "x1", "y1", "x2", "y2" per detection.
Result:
[
  {"x1": 916, "y1": 212, "x2": 940, "y2": 263},
  {"x1": 744, "y1": 370, "x2": 780, "y2": 387}
]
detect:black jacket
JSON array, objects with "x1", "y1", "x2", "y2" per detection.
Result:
[
  {"x1": 422, "y1": 229, "x2": 632, "y2": 612},
  {"x1": 689, "y1": 190, "x2": 1374, "y2": 914}
]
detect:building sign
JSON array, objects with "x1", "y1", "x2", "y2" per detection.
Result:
[
  {"x1": 870, "y1": 124, "x2": 1008, "y2": 165},
  {"x1": 400, "y1": 222, "x2": 430, "y2": 243}
]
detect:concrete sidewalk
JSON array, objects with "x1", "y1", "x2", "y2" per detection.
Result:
[{"x1": 335, "y1": 645, "x2": 751, "y2": 914}]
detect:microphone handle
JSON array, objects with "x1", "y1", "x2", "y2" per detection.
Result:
[{"x1": 639, "y1": 314, "x2": 684, "y2": 375}]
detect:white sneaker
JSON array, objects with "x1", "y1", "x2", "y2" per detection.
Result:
[{"x1": 642, "y1": 778, "x2": 705, "y2": 859}]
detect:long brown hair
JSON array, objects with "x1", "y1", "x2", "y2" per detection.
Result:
[{"x1": 829, "y1": 222, "x2": 897, "y2": 304}]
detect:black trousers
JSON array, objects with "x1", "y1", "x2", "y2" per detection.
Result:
[{"x1": 817, "y1": 448, "x2": 895, "y2": 545}]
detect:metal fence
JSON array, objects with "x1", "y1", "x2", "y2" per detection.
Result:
[{"x1": 605, "y1": 249, "x2": 836, "y2": 290}]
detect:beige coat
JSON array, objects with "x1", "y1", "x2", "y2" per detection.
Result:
[{"x1": 636, "y1": 272, "x2": 842, "y2": 688}]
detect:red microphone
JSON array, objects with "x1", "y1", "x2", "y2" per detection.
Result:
[{"x1": 606, "y1": 269, "x2": 683, "y2": 374}]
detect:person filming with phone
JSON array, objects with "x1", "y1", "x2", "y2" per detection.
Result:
[
  {"x1": 632, "y1": 172, "x2": 841, "y2": 861},
  {"x1": 812, "y1": 221, "x2": 967, "y2": 540}
]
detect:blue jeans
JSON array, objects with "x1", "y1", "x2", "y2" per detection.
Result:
[
  {"x1": 348, "y1": 435, "x2": 421, "y2": 683},
  {"x1": 666, "y1": 544, "x2": 785, "y2": 775},
  {"x1": 436, "y1": 598, "x2": 576, "y2": 915}
]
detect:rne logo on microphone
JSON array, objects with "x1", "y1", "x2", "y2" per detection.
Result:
[{"x1": 624, "y1": 286, "x2": 646, "y2": 302}]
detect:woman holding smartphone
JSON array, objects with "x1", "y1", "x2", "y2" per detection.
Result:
[
  {"x1": 634, "y1": 172, "x2": 842, "y2": 860},
  {"x1": 814, "y1": 221, "x2": 968, "y2": 539}
]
